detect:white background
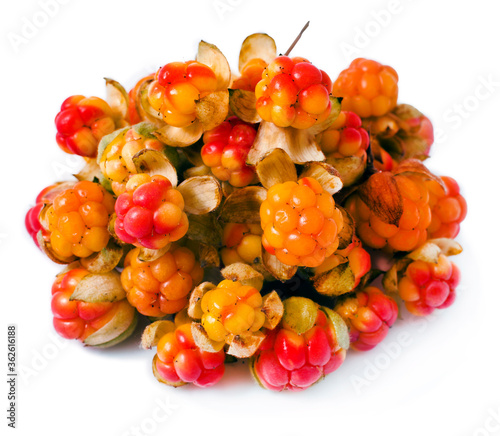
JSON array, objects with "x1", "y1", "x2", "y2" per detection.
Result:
[{"x1": 1, "y1": 0, "x2": 499, "y2": 435}]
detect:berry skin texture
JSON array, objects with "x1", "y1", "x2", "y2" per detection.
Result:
[
  {"x1": 41, "y1": 181, "x2": 115, "y2": 259},
  {"x1": 155, "y1": 322, "x2": 225, "y2": 387},
  {"x1": 426, "y1": 176, "x2": 467, "y2": 239},
  {"x1": 121, "y1": 246, "x2": 203, "y2": 318},
  {"x1": 260, "y1": 177, "x2": 343, "y2": 267},
  {"x1": 319, "y1": 111, "x2": 370, "y2": 158},
  {"x1": 332, "y1": 58, "x2": 399, "y2": 118},
  {"x1": 51, "y1": 268, "x2": 117, "y2": 341},
  {"x1": 55, "y1": 95, "x2": 116, "y2": 157},
  {"x1": 346, "y1": 173, "x2": 431, "y2": 252},
  {"x1": 147, "y1": 61, "x2": 217, "y2": 127},
  {"x1": 255, "y1": 56, "x2": 333, "y2": 129},
  {"x1": 232, "y1": 58, "x2": 268, "y2": 91},
  {"x1": 100, "y1": 127, "x2": 166, "y2": 195},
  {"x1": 252, "y1": 305, "x2": 346, "y2": 391},
  {"x1": 201, "y1": 117, "x2": 257, "y2": 187},
  {"x1": 398, "y1": 255, "x2": 460, "y2": 316},
  {"x1": 200, "y1": 280, "x2": 266, "y2": 343},
  {"x1": 114, "y1": 174, "x2": 188, "y2": 249},
  {"x1": 220, "y1": 222, "x2": 263, "y2": 266},
  {"x1": 335, "y1": 287, "x2": 398, "y2": 351}
]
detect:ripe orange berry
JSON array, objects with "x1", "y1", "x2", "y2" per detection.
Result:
[
  {"x1": 45, "y1": 181, "x2": 114, "y2": 260},
  {"x1": 332, "y1": 58, "x2": 398, "y2": 118},
  {"x1": 260, "y1": 177, "x2": 343, "y2": 267},
  {"x1": 232, "y1": 58, "x2": 268, "y2": 91},
  {"x1": 200, "y1": 280, "x2": 265, "y2": 342},
  {"x1": 121, "y1": 246, "x2": 203, "y2": 317}
]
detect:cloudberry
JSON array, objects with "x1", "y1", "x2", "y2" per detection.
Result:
[
  {"x1": 40, "y1": 181, "x2": 115, "y2": 259},
  {"x1": 99, "y1": 126, "x2": 168, "y2": 195},
  {"x1": 201, "y1": 117, "x2": 257, "y2": 187},
  {"x1": 260, "y1": 177, "x2": 343, "y2": 267},
  {"x1": 55, "y1": 95, "x2": 115, "y2": 157},
  {"x1": 155, "y1": 322, "x2": 225, "y2": 387},
  {"x1": 335, "y1": 286, "x2": 398, "y2": 351},
  {"x1": 333, "y1": 58, "x2": 398, "y2": 118},
  {"x1": 255, "y1": 56, "x2": 333, "y2": 129},
  {"x1": 426, "y1": 176, "x2": 467, "y2": 239},
  {"x1": 251, "y1": 297, "x2": 348, "y2": 391},
  {"x1": 232, "y1": 58, "x2": 268, "y2": 91},
  {"x1": 220, "y1": 222, "x2": 263, "y2": 266},
  {"x1": 346, "y1": 173, "x2": 431, "y2": 252},
  {"x1": 121, "y1": 246, "x2": 203, "y2": 318},
  {"x1": 200, "y1": 280, "x2": 266, "y2": 344},
  {"x1": 114, "y1": 174, "x2": 188, "y2": 249},
  {"x1": 398, "y1": 254, "x2": 460, "y2": 316},
  {"x1": 148, "y1": 61, "x2": 217, "y2": 127}
]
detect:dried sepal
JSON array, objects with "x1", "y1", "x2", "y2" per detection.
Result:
[
  {"x1": 300, "y1": 162, "x2": 343, "y2": 195},
  {"x1": 152, "y1": 354, "x2": 186, "y2": 387},
  {"x1": 154, "y1": 122, "x2": 204, "y2": 148},
  {"x1": 92, "y1": 313, "x2": 138, "y2": 348},
  {"x1": 326, "y1": 154, "x2": 367, "y2": 187},
  {"x1": 70, "y1": 270, "x2": 125, "y2": 303},
  {"x1": 313, "y1": 262, "x2": 356, "y2": 297},
  {"x1": 382, "y1": 258, "x2": 411, "y2": 294},
  {"x1": 238, "y1": 33, "x2": 276, "y2": 72},
  {"x1": 138, "y1": 244, "x2": 171, "y2": 263},
  {"x1": 105, "y1": 77, "x2": 129, "y2": 122},
  {"x1": 177, "y1": 175, "x2": 222, "y2": 215},
  {"x1": 188, "y1": 282, "x2": 216, "y2": 319},
  {"x1": 228, "y1": 89, "x2": 261, "y2": 124},
  {"x1": 247, "y1": 121, "x2": 325, "y2": 166},
  {"x1": 136, "y1": 78, "x2": 165, "y2": 126},
  {"x1": 357, "y1": 171, "x2": 403, "y2": 226},
  {"x1": 198, "y1": 243, "x2": 220, "y2": 268},
  {"x1": 84, "y1": 301, "x2": 136, "y2": 346},
  {"x1": 407, "y1": 238, "x2": 463, "y2": 264},
  {"x1": 219, "y1": 186, "x2": 267, "y2": 224},
  {"x1": 307, "y1": 96, "x2": 342, "y2": 136},
  {"x1": 256, "y1": 148, "x2": 297, "y2": 190},
  {"x1": 221, "y1": 181, "x2": 236, "y2": 198},
  {"x1": 336, "y1": 206, "x2": 355, "y2": 250},
  {"x1": 141, "y1": 320, "x2": 176, "y2": 349},
  {"x1": 80, "y1": 241, "x2": 124, "y2": 274},
  {"x1": 196, "y1": 41, "x2": 231, "y2": 91},
  {"x1": 186, "y1": 213, "x2": 222, "y2": 246},
  {"x1": 393, "y1": 158, "x2": 445, "y2": 189},
  {"x1": 132, "y1": 149, "x2": 178, "y2": 187},
  {"x1": 183, "y1": 165, "x2": 211, "y2": 179},
  {"x1": 97, "y1": 127, "x2": 128, "y2": 163},
  {"x1": 221, "y1": 263, "x2": 264, "y2": 291},
  {"x1": 320, "y1": 307, "x2": 350, "y2": 350},
  {"x1": 261, "y1": 291, "x2": 284, "y2": 330},
  {"x1": 281, "y1": 297, "x2": 318, "y2": 335},
  {"x1": 262, "y1": 249, "x2": 298, "y2": 282},
  {"x1": 227, "y1": 331, "x2": 265, "y2": 358},
  {"x1": 195, "y1": 90, "x2": 229, "y2": 131},
  {"x1": 36, "y1": 230, "x2": 77, "y2": 264},
  {"x1": 191, "y1": 322, "x2": 225, "y2": 353},
  {"x1": 74, "y1": 158, "x2": 102, "y2": 183}
]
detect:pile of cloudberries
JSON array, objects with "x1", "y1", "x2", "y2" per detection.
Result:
[{"x1": 25, "y1": 30, "x2": 466, "y2": 392}]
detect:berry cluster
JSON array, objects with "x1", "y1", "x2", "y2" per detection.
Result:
[{"x1": 25, "y1": 31, "x2": 466, "y2": 393}]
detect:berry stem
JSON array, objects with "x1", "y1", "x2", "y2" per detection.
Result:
[{"x1": 284, "y1": 21, "x2": 310, "y2": 56}]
